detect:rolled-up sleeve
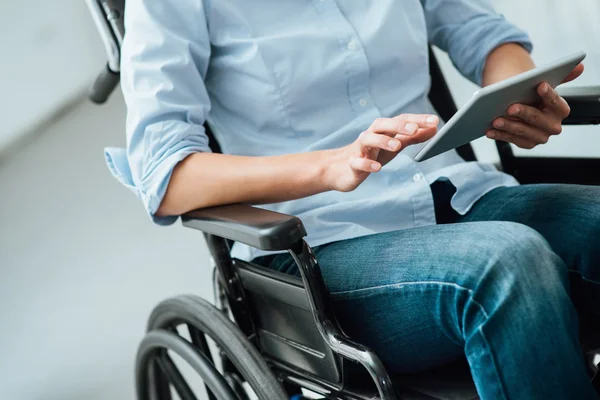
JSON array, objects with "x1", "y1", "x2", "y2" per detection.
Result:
[
  {"x1": 105, "y1": 0, "x2": 212, "y2": 225},
  {"x1": 421, "y1": 0, "x2": 533, "y2": 86}
]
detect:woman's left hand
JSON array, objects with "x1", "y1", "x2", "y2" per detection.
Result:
[{"x1": 486, "y1": 63, "x2": 585, "y2": 149}]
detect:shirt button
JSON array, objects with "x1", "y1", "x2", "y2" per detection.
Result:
[
  {"x1": 413, "y1": 173, "x2": 423, "y2": 182},
  {"x1": 359, "y1": 98, "x2": 367, "y2": 107},
  {"x1": 347, "y1": 40, "x2": 358, "y2": 51}
]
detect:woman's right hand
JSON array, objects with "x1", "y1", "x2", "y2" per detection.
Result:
[{"x1": 322, "y1": 114, "x2": 439, "y2": 192}]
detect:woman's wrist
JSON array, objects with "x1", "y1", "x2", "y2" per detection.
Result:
[{"x1": 313, "y1": 148, "x2": 338, "y2": 192}]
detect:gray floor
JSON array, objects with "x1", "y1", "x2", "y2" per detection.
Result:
[
  {"x1": 0, "y1": 94, "x2": 212, "y2": 400},
  {"x1": 1, "y1": 1, "x2": 600, "y2": 399}
]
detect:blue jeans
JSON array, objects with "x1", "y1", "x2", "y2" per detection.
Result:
[{"x1": 254, "y1": 182, "x2": 600, "y2": 399}]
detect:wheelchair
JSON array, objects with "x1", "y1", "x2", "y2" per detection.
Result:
[{"x1": 86, "y1": 1, "x2": 600, "y2": 398}]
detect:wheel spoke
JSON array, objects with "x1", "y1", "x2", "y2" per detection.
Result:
[
  {"x1": 145, "y1": 295, "x2": 288, "y2": 400},
  {"x1": 156, "y1": 351, "x2": 198, "y2": 400},
  {"x1": 149, "y1": 359, "x2": 172, "y2": 400},
  {"x1": 188, "y1": 325, "x2": 214, "y2": 364},
  {"x1": 187, "y1": 325, "x2": 217, "y2": 400},
  {"x1": 136, "y1": 329, "x2": 239, "y2": 400},
  {"x1": 224, "y1": 373, "x2": 250, "y2": 400}
]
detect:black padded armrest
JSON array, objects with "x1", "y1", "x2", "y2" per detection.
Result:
[
  {"x1": 181, "y1": 204, "x2": 307, "y2": 251},
  {"x1": 558, "y1": 86, "x2": 600, "y2": 125}
]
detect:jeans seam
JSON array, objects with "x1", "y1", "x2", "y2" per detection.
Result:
[
  {"x1": 331, "y1": 280, "x2": 477, "y2": 297},
  {"x1": 332, "y1": 281, "x2": 491, "y2": 323},
  {"x1": 568, "y1": 269, "x2": 600, "y2": 285},
  {"x1": 477, "y1": 326, "x2": 509, "y2": 400},
  {"x1": 333, "y1": 281, "x2": 489, "y2": 348}
]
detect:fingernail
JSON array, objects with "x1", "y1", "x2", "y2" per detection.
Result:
[
  {"x1": 487, "y1": 131, "x2": 496, "y2": 139},
  {"x1": 388, "y1": 139, "x2": 400, "y2": 150},
  {"x1": 494, "y1": 119, "x2": 505, "y2": 129},
  {"x1": 426, "y1": 116, "x2": 438, "y2": 124},
  {"x1": 541, "y1": 83, "x2": 549, "y2": 94},
  {"x1": 511, "y1": 106, "x2": 520, "y2": 116},
  {"x1": 405, "y1": 122, "x2": 418, "y2": 134},
  {"x1": 371, "y1": 163, "x2": 380, "y2": 171}
]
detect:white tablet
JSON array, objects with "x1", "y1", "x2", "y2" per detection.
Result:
[{"x1": 414, "y1": 51, "x2": 587, "y2": 162}]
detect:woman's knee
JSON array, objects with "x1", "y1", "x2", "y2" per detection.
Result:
[
  {"x1": 551, "y1": 185, "x2": 600, "y2": 272},
  {"x1": 482, "y1": 221, "x2": 562, "y2": 274},
  {"x1": 472, "y1": 222, "x2": 569, "y2": 310},
  {"x1": 523, "y1": 184, "x2": 600, "y2": 247}
]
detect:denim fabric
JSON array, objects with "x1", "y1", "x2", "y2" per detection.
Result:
[{"x1": 254, "y1": 182, "x2": 600, "y2": 399}]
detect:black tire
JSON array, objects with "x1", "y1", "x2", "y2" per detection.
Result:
[{"x1": 147, "y1": 295, "x2": 287, "y2": 400}]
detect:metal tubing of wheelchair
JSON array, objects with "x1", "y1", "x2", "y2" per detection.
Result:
[
  {"x1": 204, "y1": 234, "x2": 256, "y2": 337},
  {"x1": 85, "y1": 0, "x2": 121, "y2": 72},
  {"x1": 156, "y1": 350, "x2": 198, "y2": 400},
  {"x1": 136, "y1": 330, "x2": 239, "y2": 400},
  {"x1": 289, "y1": 241, "x2": 398, "y2": 400}
]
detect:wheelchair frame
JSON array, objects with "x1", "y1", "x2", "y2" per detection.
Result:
[
  {"x1": 204, "y1": 234, "x2": 397, "y2": 399},
  {"x1": 86, "y1": 1, "x2": 600, "y2": 399}
]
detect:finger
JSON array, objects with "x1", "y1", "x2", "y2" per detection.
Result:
[
  {"x1": 486, "y1": 129, "x2": 538, "y2": 149},
  {"x1": 349, "y1": 156, "x2": 381, "y2": 173},
  {"x1": 395, "y1": 126, "x2": 438, "y2": 147},
  {"x1": 359, "y1": 131, "x2": 402, "y2": 152},
  {"x1": 369, "y1": 115, "x2": 438, "y2": 136},
  {"x1": 492, "y1": 117, "x2": 551, "y2": 144},
  {"x1": 506, "y1": 103, "x2": 562, "y2": 135},
  {"x1": 538, "y1": 83, "x2": 570, "y2": 118},
  {"x1": 562, "y1": 63, "x2": 584, "y2": 84},
  {"x1": 368, "y1": 118, "x2": 418, "y2": 137},
  {"x1": 396, "y1": 113, "x2": 440, "y2": 127}
]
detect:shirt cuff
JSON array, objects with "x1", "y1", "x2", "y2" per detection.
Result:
[
  {"x1": 105, "y1": 141, "x2": 211, "y2": 226},
  {"x1": 142, "y1": 145, "x2": 209, "y2": 225}
]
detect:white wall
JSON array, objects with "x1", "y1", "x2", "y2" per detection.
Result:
[{"x1": 0, "y1": 0, "x2": 106, "y2": 155}]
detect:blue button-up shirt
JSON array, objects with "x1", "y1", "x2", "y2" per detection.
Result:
[{"x1": 105, "y1": 0, "x2": 532, "y2": 261}]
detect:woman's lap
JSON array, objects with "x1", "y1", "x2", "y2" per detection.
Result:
[
  {"x1": 457, "y1": 183, "x2": 600, "y2": 274},
  {"x1": 255, "y1": 183, "x2": 600, "y2": 374},
  {"x1": 457, "y1": 183, "x2": 600, "y2": 315}
]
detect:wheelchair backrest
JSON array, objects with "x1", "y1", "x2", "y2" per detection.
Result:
[{"x1": 234, "y1": 260, "x2": 343, "y2": 384}]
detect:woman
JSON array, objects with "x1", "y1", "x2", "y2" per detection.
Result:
[{"x1": 105, "y1": 0, "x2": 599, "y2": 398}]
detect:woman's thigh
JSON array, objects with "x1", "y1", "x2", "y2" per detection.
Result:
[
  {"x1": 260, "y1": 220, "x2": 568, "y2": 373},
  {"x1": 459, "y1": 183, "x2": 600, "y2": 313},
  {"x1": 458, "y1": 183, "x2": 600, "y2": 272}
]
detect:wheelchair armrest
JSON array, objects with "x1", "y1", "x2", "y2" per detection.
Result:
[
  {"x1": 558, "y1": 86, "x2": 600, "y2": 125},
  {"x1": 181, "y1": 204, "x2": 307, "y2": 251}
]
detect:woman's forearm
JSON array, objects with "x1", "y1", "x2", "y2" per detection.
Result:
[
  {"x1": 482, "y1": 43, "x2": 535, "y2": 87},
  {"x1": 156, "y1": 150, "x2": 331, "y2": 216},
  {"x1": 156, "y1": 112, "x2": 441, "y2": 217}
]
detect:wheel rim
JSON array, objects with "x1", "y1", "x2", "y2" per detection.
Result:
[
  {"x1": 136, "y1": 329, "x2": 239, "y2": 400},
  {"x1": 141, "y1": 295, "x2": 288, "y2": 400}
]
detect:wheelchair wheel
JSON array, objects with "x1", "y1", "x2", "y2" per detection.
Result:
[{"x1": 136, "y1": 294, "x2": 287, "y2": 400}]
